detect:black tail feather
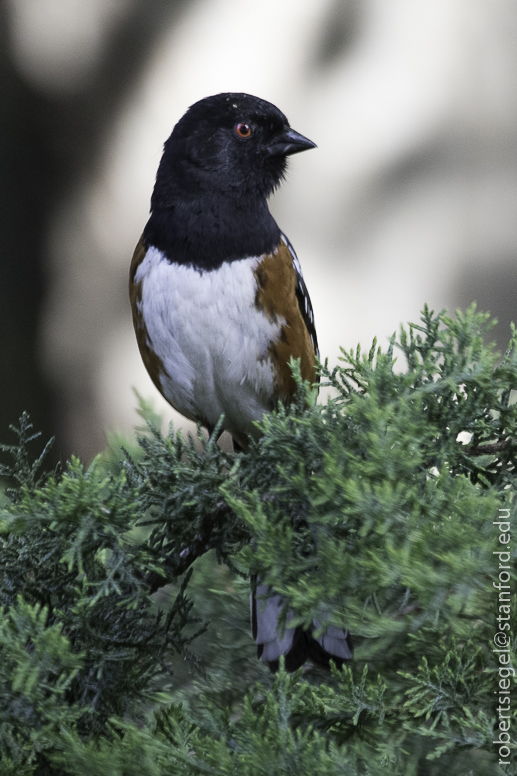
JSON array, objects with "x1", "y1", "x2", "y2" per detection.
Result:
[{"x1": 251, "y1": 580, "x2": 353, "y2": 672}]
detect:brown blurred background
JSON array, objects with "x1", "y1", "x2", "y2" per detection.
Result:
[{"x1": 1, "y1": 0, "x2": 516, "y2": 463}]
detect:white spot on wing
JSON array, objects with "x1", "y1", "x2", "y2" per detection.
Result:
[{"x1": 280, "y1": 232, "x2": 319, "y2": 357}]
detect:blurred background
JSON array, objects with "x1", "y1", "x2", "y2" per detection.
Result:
[{"x1": 1, "y1": 0, "x2": 516, "y2": 463}]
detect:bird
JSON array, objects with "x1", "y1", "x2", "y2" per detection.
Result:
[{"x1": 129, "y1": 92, "x2": 352, "y2": 671}]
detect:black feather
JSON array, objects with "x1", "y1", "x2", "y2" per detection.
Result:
[{"x1": 144, "y1": 93, "x2": 295, "y2": 270}]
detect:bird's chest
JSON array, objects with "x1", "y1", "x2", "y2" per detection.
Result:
[{"x1": 133, "y1": 247, "x2": 283, "y2": 427}]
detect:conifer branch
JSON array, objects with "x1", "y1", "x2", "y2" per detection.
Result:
[
  {"x1": 145, "y1": 503, "x2": 234, "y2": 593},
  {"x1": 463, "y1": 437, "x2": 514, "y2": 456}
]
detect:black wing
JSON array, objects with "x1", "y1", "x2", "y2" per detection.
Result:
[{"x1": 281, "y1": 233, "x2": 319, "y2": 360}]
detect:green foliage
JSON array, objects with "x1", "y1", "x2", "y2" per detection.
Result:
[
  {"x1": 0, "y1": 422, "x2": 199, "y2": 742},
  {"x1": 0, "y1": 306, "x2": 516, "y2": 775},
  {"x1": 0, "y1": 597, "x2": 82, "y2": 773}
]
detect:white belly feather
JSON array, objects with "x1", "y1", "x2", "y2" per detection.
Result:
[{"x1": 135, "y1": 246, "x2": 283, "y2": 439}]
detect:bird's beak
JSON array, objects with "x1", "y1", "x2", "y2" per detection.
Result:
[{"x1": 266, "y1": 128, "x2": 317, "y2": 157}]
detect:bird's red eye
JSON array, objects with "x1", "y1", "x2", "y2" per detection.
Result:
[{"x1": 235, "y1": 122, "x2": 252, "y2": 138}]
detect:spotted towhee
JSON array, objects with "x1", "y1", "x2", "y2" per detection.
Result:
[{"x1": 130, "y1": 93, "x2": 352, "y2": 670}]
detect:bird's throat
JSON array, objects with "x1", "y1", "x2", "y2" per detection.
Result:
[{"x1": 143, "y1": 196, "x2": 280, "y2": 271}]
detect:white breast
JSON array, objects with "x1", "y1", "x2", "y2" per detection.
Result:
[{"x1": 135, "y1": 246, "x2": 283, "y2": 440}]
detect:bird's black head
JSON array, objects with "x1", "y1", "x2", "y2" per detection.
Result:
[
  {"x1": 151, "y1": 93, "x2": 316, "y2": 209},
  {"x1": 145, "y1": 93, "x2": 315, "y2": 269}
]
